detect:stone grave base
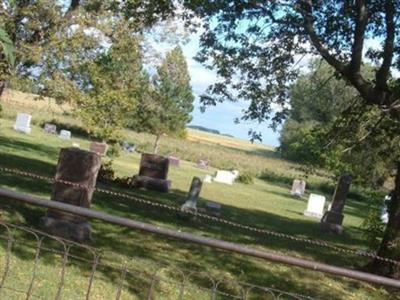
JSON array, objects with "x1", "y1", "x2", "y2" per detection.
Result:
[
  {"x1": 41, "y1": 217, "x2": 91, "y2": 242},
  {"x1": 133, "y1": 175, "x2": 171, "y2": 193},
  {"x1": 303, "y1": 210, "x2": 323, "y2": 219},
  {"x1": 320, "y1": 211, "x2": 344, "y2": 234}
]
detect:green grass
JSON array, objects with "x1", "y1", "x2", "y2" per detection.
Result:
[{"x1": 0, "y1": 104, "x2": 397, "y2": 298}]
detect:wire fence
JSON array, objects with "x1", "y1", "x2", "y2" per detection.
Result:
[
  {"x1": 1, "y1": 166, "x2": 398, "y2": 268},
  {"x1": 0, "y1": 220, "x2": 314, "y2": 300}
]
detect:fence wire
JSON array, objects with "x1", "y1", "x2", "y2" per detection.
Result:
[
  {"x1": 0, "y1": 166, "x2": 398, "y2": 268},
  {"x1": 0, "y1": 220, "x2": 314, "y2": 300}
]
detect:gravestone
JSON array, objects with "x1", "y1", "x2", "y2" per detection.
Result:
[
  {"x1": 59, "y1": 129, "x2": 71, "y2": 139},
  {"x1": 42, "y1": 148, "x2": 101, "y2": 242},
  {"x1": 291, "y1": 179, "x2": 306, "y2": 197},
  {"x1": 168, "y1": 156, "x2": 180, "y2": 167},
  {"x1": 214, "y1": 170, "x2": 239, "y2": 185},
  {"x1": 203, "y1": 175, "x2": 213, "y2": 183},
  {"x1": 122, "y1": 141, "x2": 136, "y2": 153},
  {"x1": 196, "y1": 159, "x2": 209, "y2": 169},
  {"x1": 381, "y1": 195, "x2": 391, "y2": 223},
  {"x1": 206, "y1": 201, "x2": 222, "y2": 216},
  {"x1": 320, "y1": 174, "x2": 352, "y2": 234},
  {"x1": 43, "y1": 123, "x2": 57, "y2": 134},
  {"x1": 90, "y1": 141, "x2": 108, "y2": 156},
  {"x1": 181, "y1": 177, "x2": 202, "y2": 213},
  {"x1": 134, "y1": 153, "x2": 171, "y2": 192},
  {"x1": 13, "y1": 113, "x2": 32, "y2": 134},
  {"x1": 304, "y1": 194, "x2": 326, "y2": 218}
]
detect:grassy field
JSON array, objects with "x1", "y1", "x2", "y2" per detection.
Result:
[{"x1": 0, "y1": 92, "x2": 396, "y2": 299}]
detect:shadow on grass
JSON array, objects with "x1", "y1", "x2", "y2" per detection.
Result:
[{"x1": 0, "y1": 153, "x2": 387, "y2": 299}]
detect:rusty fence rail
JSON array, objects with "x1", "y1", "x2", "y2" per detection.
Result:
[
  {"x1": 0, "y1": 187, "x2": 399, "y2": 293},
  {"x1": 0, "y1": 220, "x2": 312, "y2": 300}
]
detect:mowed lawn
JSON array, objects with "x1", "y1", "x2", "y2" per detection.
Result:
[{"x1": 0, "y1": 116, "x2": 395, "y2": 297}]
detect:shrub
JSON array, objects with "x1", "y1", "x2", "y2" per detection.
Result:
[
  {"x1": 237, "y1": 173, "x2": 254, "y2": 185},
  {"x1": 98, "y1": 160, "x2": 116, "y2": 183}
]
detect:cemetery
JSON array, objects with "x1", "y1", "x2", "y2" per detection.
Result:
[
  {"x1": 0, "y1": 113, "x2": 392, "y2": 299},
  {"x1": 1, "y1": 3, "x2": 400, "y2": 298}
]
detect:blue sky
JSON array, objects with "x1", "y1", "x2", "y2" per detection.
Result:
[{"x1": 180, "y1": 34, "x2": 281, "y2": 147}]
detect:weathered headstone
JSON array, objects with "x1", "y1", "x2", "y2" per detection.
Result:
[
  {"x1": 196, "y1": 159, "x2": 209, "y2": 169},
  {"x1": 181, "y1": 177, "x2": 202, "y2": 213},
  {"x1": 43, "y1": 123, "x2": 57, "y2": 134},
  {"x1": 134, "y1": 153, "x2": 171, "y2": 192},
  {"x1": 381, "y1": 195, "x2": 391, "y2": 223},
  {"x1": 304, "y1": 194, "x2": 326, "y2": 218},
  {"x1": 90, "y1": 141, "x2": 108, "y2": 156},
  {"x1": 320, "y1": 174, "x2": 352, "y2": 234},
  {"x1": 168, "y1": 155, "x2": 180, "y2": 167},
  {"x1": 13, "y1": 113, "x2": 32, "y2": 134},
  {"x1": 59, "y1": 129, "x2": 71, "y2": 140},
  {"x1": 213, "y1": 170, "x2": 239, "y2": 185},
  {"x1": 206, "y1": 201, "x2": 222, "y2": 216},
  {"x1": 291, "y1": 179, "x2": 306, "y2": 197},
  {"x1": 42, "y1": 148, "x2": 101, "y2": 242}
]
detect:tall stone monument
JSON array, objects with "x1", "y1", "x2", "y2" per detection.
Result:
[
  {"x1": 320, "y1": 174, "x2": 352, "y2": 234},
  {"x1": 42, "y1": 148, "x2": 101, "y2": 242},
  {"x1": 181, "y1": 177, "x2": 203, "y2": 214}
]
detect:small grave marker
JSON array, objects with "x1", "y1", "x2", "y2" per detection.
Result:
[
  {"x1": 13, "y1": 113, "x2": 32, "y2": 134},
  {"x1": 90, "y1": 141, "x2": 108, "y2": 156},
  {"x1": 196, "y1": 159, "x2": 209, "y2": 169},
  {"x1": 168, "y1": 155, "x2": 180, "y2": 167},
  {"x1": 43, "y1": 123, "x2": 57, "y2": 134},
  {"x1": 291, "y1": 179, "x2": 306, "y2": 197},
  {"x1": 59, "y1": 129, "x2": 71, "y2": 140},
  {"x1": 304, "y1": 194, "x2": 326, "y2": 218},
  {"x1": 213, "y1": 170, "x2": 239, "y2": 185}
]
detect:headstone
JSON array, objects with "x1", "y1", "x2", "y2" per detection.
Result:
[
  {"x1": 42, "y1": 148, "x2": 101, "y2": 242},
  {"x1": 13, "y1": 113, "x2": 32, "y2": 134},
  {"x1": 213, "y1": 170, "x2": 239, "y2": 185},
  {"x1": 43, "y1": 123, "x2": 57, "y2": 134},
  {"x1": 134, "y1": 153, "x2": 171, "y2": 192},
  {"x1": 90, "y1": 141, "x2": 108, "y2": 156},
  {"x1": 196, "y1": 159, "x2": 209, "y2": 169},
  {"x1": 181, "y1": 177, "x2": 202, "y2": 213},
  {"x1": 206, "y1": 201, "x2": 222, "y2": 216},
  {"x1": 59, "y1": 129, "x2": 71, "y2": 140},
  {"x1": 321, "y1": 174, "x2": 352, "y2": 234},
  {"x1": 72, "y1": 143, "x2": 80, "y2": 148},
  {"x1": 291, "y1": 179, "x2": 306, "y2": 197},
  {"x1": 204, "y1": 175, "x2": 213, "y2": 183},
  {"x1": 122, "y1": 141, "x2": 136, "y2": 153},
  {"x1": 381, "y1": 195, "x2": 391, "y2": 223},
  {"x1": 168, "y1": 155, "x2": 180, "y2": 167},
  {"x1": 304, "y1": 194, "x2": 326, "y2": 218}
]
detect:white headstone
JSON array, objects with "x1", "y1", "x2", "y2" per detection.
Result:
[
  {"x1": 304, "y1": 193, "x2": 326, "y2": 218},
  {"x1": 213, "y1": 170, "x2": 238, "y2": 185},
  {"x1": 59, "y1": 130, "x2": 71, "y2": 140},
  {"x1": 13, "y1": 113, "x2": 32, "y2": 134},
  {"x1": 43, "y1": 123, "x2": 57, "y2": 134},
  {"x1": 203, "y1": 175, "x2": 213, "y2": 183},
  {"x1": 72, "y1": 143, "x2": 80, "y2": 148}
]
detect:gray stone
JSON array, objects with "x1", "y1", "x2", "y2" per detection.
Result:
[
  {"x1": 320, "y1": 174, "x2": 352, "y2": 234},
  {"x1": 181, "y1": 177, "x2": 202, "y2": 213}
]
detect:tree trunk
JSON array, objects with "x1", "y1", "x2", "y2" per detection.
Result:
[
  {"x1": 371, "y1": 162, "x2": 400, "y2": 278},
  {"x1": 0, "y1": 81, "x2": 5, "y2": 98},
  {"x1": 153, "y1": 134, "x2": 161, "y2": 154}
]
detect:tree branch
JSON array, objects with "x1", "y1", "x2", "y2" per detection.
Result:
[
  {"x1": 299, "y1": 0, "x2": 346, "y2": 74},
  {"x1": 376, "y1": 0, "x2": 395, "y2": 90},
  {"x1": 349, "y1": 0, "x2": 368, "y2": 73}
]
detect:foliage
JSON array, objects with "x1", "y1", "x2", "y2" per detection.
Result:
[
  {"x1": 129, "y1": 46, "x2": 194, "y2": 152},
  {"x1": 237, "y1": 172, "x2": 254, "y2": 185}
]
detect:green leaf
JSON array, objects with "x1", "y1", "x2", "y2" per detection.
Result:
[{"x1": 0, "y1": 27, "x2": 15, "y2": 66}]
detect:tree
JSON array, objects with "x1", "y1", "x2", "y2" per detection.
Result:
[
  {"x1": 130, "y1": 46, "x2": 194, "y2": 153},
  {"x1": 77, "y1": 23, "x2": 146, "y2": 142},
  {"x1": 184, "y1": 1, "x2": 400, "y2": 277}
]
